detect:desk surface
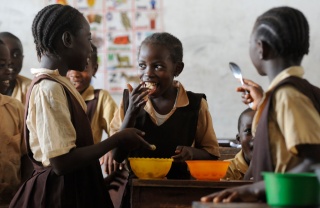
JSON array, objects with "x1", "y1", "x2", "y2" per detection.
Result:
[
  {"x1": 130, "y1": 179, "x2": 252, "y2": 208},
  {"x1": 192, "y1": 202, "x2": 269, "y2": 208}
]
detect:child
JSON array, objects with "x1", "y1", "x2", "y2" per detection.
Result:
[
  {"x1": 0, "y1": 40, "x2": 26, "y2": 206},
  {"x1": 201, "y1": 6, "x2": 320, "y2": 203},
  {"x1": 223, "y1": 108, "x2": 255, "y2": 180},
  {"x1": 9, "y1": 4, "x2": 154, "y2": 208},
  {"x1": 0, "y1": 32, "x2": 31, "y2": 104},
  {"x1": 109, "y1": 32, "x2": 220, "y2": 177},
  {"x1": 66, "y1": 43, "x2": 118, "y2": 145}
]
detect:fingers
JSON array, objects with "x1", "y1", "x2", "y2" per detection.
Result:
[
  {"x1": 99, "y1": 156, "x2": 104, "y2": 165},
  {"x1": 107, "y1": 184, "x2": 120, "y2": 191},
  {"x1": 127, "y1": 83, "x2": 133, "y2": 93},
  {"x1": 175, "y1": 146, "x2": 183, "y2": 154},
  {"x1": 200, "y1": 192, "x2": 220, "y2": 202}
]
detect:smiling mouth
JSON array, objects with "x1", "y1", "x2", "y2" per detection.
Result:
[
  {"x1": 144, "y1": 82, "x2": 157, "y2": 94},
  {"x1": 1, "y1": 80, "x2": 10, "y2": 87}
]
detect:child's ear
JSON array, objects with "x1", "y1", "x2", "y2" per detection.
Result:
[
  {"x1": 174, "y1": 62, "x2": 184, "y2": 77},
  {"x1": 61, "y1": 31, "x2": 73, "y2": 48},
  {"x1": 92, "y1": 63, "x2": 98, "y2": 77},
  {"x1": 258, "y1": 40, "x2": 274, "y2": 60},
  {"x1": 236, "y1": 133, "x2": 241, "y2": 143}
]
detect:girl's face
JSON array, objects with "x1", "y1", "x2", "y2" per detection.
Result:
[
  {"x1": 138, "y1": 43, "x2": 177, "y2": 97},
  {"x1": 67, "y1": 58, "x2": 97, "y2": 93},
  {"x1": 69, "y1": 16, "x2": 92, "y2": 71},
  {"x1": 0, "y1": 44, "x2": 12, "y2": 94},
  {"x1": 249, "y1": 27, "x2": 266, "y2": 76}
]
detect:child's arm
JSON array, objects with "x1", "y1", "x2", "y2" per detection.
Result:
[
  {"x1": 120, "y1": 83, "x2": 149, "y2": 130},
  {"x1": 172, "y1": 146, "x2": 218, "y2": 162},
  {"x1": 201, "y1": 180, "x2": 265, "y2": 203},
  {"x1": 49, "y1": 128, "x2": 153, "y2": 175}
]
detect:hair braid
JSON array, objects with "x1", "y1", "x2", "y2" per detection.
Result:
[
  {"x1": 32, "y1": 4, "x2": 83, "y2": 59},
  {"x1": 254, "y1": 6, "x2": 309, "y2": 60}
]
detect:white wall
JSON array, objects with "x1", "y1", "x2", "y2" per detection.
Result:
[{"x1": 1, "y1": 0, "x2": 319, "y2": 139}]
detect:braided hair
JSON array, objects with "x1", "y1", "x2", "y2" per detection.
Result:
[
  {"x1": 32, "y1": 4, "x2": 84, "y2": 59},
  {"x1": 254, "y1": 6, "x2": 309, "y2": 60},
  {"x1": 139, "y1": 32, "x2": 183, "y2": 63}
]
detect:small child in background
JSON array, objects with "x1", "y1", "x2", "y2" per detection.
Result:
[
  {"x1": 10, "y1": 4, "x2": 154, "y2": 208},
  {"x1": 109, "y1": 32, "x2": 220, "y2": 176},
  {"x1": 0, "y1": 32, "x2": 31, "y2": 104},
  {"x1": 67, "y1": 43, "x2": 118, "y2": 145},
  {"x1": 223, "y1": 108, "x2": 255, "y2": 180},
  {"x1": 202, "y1": 6, "x2": 320, "y2": 203},
  {"x1": 0, "y1": 40, "x2": 27, "y2": 206}
]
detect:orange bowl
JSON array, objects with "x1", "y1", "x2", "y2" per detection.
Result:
[{"x1": 186, "y1": 160, "x2": 230, "y2": 180}]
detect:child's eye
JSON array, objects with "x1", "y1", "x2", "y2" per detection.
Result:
[
  {"x1": 155, "y1": 65, "x2": 163, "y2": 70},
  {"x1": 138, "y1": 63, "x2": 146, "y2": 69},
  {"x1": 244, "y1": 128, "x2": 252, "y2": 134}
]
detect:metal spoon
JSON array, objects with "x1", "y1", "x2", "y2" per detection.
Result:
[{"x1": 229, "y1": 62, "x2": 253, "y2": 108}]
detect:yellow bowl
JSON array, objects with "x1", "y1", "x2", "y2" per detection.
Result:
[
  {"x1": 186, "y1": 160, "x2": 230, "y2": 180},
  {"x1": 128, "y1": 157, "x2": 173, "y2": 179}
]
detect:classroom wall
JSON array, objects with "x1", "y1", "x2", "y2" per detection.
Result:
[{"x1": 1, "y1": 0, "x2": 320, "y2": 139}]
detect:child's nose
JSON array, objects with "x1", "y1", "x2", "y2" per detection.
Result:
[{"x1": 144, "y1": 66, "x2": 154, "y2": 76}]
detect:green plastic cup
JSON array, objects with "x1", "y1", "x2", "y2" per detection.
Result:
[{"x1": 263, "y1": 172, "x2": 320, "y2": 206}]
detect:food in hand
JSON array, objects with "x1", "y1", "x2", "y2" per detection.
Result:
[
  {"x1": 150, "y1": 144, "x2": 156, "y2": 151},
  {"x1": 143, "y1": 82, "x2": 157, "y2": 97}
]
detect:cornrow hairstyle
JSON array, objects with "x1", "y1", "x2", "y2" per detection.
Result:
[
  {"x1": 237, "y1": 108, "x2": 254, "y2": 132},
  {"x1": 139, "y1": 32, "x2": 183, "y2": 63},
  {"x1": 32, "y1": 4, "x2": 84, "y2": 59},
  {"x1": 254, "y1": 6, "x2": 309, "y2": 60}
]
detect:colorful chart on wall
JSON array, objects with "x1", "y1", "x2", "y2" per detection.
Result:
[{"x1": 46, "y1": 0, "x2": 163, "y2": 93}]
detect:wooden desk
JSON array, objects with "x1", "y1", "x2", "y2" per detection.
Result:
[
  {"x1": 192, "y1": 202, "x2": 269, "y2": 208},
  {"x1": 130, "y1": 179, "x2": 252, "y2": 208}
]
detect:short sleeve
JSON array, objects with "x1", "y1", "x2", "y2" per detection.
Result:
[
  {"x1": 28, "y1": 80, "x2": 76, "y2": 164},
  {"x1": 274, "y1": 86, "x2": 320, "y2": 154},
  {"x1": 194, "y1": 98, "x2": 220, "y2": 157}
]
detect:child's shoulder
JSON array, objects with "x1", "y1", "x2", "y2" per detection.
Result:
[{"x1": 0, "y1": 94, "x2": 24, "y2": 111}]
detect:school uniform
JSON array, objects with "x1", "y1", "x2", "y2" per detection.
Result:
[
  {"x1": 111, "y1": 80, "x2": 219, "y2": 179},
  {"x1": 0, "y1": 94, "x2": 25, "y2": 205},
  {"x1": 81, "y1": 85, "x2": 118, "y2": 144},
  {"x1": 223, "y1": 150, "x2": 248, "y2": 180},
  {"x1": 11, "y1": 74, "x2": 31, "y2": 104},
  {"x1": 110, "y1": 80, "x2": 220, "y2": 158},
  {"x1": 10, "y1": 68, "x2": 113, "y2": 208},
  {"x1": 252, "y1": 66, "x2": 320, "y2": 174}
]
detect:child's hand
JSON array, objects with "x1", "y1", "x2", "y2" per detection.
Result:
[
  {"x1": 236, "y1": 79, "x2": 264, "y2": 110},
  {"x1": 104, "y1": 169, "x2": 128, "y2": 191},
  {"x1": 101, "y1": 151, "x2": 125, "y2": 175},
  {"x1": 171, "y1": 146, "x2": 193, "y2": 162},
  {"x1": 115, "y1": 128, "x2": 155, "y2": 151},
  {"x1": 126, "y1": 82, "x2": 150, "y2": 116}
]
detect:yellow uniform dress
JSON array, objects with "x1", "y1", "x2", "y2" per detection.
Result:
[
  {"x1": 252, "y1": 66, "x2": 320, "y2": 172},
  {"x1": 81, "y1": 85, "x2": 118, "y2": 144},
  {"x1": 11, "y1": 74, "x2": 31, "y2": 105},
  {"x1": 0, "y1": 94, "x2": 25, "y2": 204}
]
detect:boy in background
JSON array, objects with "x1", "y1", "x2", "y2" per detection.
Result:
[
  {"x1": 223, "y1": 108, "x2": 255, "y2": 180},
  {"x1": 0, "y1": 39, "x2": 28, "y2": 206},
  {"x1": 0, "y1": 32, "x2": 31, "y2": 104}
]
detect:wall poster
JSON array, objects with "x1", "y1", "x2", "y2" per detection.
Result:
[{"x1": 47, "y1": 0, "x2": 163, "y2": 93}]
